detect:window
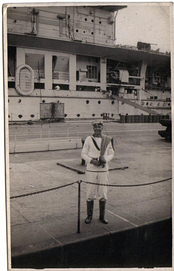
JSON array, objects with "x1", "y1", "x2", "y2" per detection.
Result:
[
  {"x1": 52, "y1": 84, "x2": 69, "y2": 90},
  {"x1": 127, "y1": 89, "x2": 133, "y2": 94},
  {"x1": 76, "y1": 86, "x2": 96, "y2": 91},
  {"x1": 8, "y1": 82, "x2": 15, "y2": 88},
  {"x1": 52, "y1": 55, "x2": 69, "y2": 80},
  {"x1": 8, "y1": 46, "x2": 16, "y2": 77},
  {"x1": 25, "y1": 53, "x2": 45, "y2": 79},
  {"x1": 34, "y1": 83, "x2": 45, "y2": 89},
  {"x1": 86, "y1": 65, "x2": 97, "y2": 79}
]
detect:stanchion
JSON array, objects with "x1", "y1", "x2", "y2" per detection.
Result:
[{"x1": 77, "y1": 180, "x2": 82, "y2": 233}]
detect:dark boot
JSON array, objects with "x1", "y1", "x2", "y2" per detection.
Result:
[
  {"x1": 99, "y1": 199, "x2": 108, "y2": 224},
  {"x1": 85, "y1": 200, "x2": 94, "y2": 224}
]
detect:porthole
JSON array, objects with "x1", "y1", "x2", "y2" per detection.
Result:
[
  {"x1": 91, "y1": 19, "x2": 94, "y2": 22},
  {"x1": 146, "y1": 102, "x2": 148, "y2": 105},
  {"x1": 85, "y1": 18, "x2": 87, "y2": 21},
  {"x1": 91, "y1": 32, "x2": 94, "y2": 35},
  {"x1": 98, "y1": 101, "x2": 101, "y2": 104},
  {"x1": 18, "y1": 99, "x2": 21, "y2": 103},
  {"x1": 92, "y1": 114, "x2": 95, "y2": 117},
  {"x1": 30, "y1": 114, "x2": 35, "y2": 118},
  {"x1": 111, "y1": 114, "x2": 114, "y2": 117},
  {"x1": 18, "y1": 114, "x2": 23, "y2": 118},
  {"x1": 77, "y1": 114, "x2": 80, "y2": 117},
  {"x1": 42, "y1": 100, "x2": 45, "y2": 103},
  {"x1": 8, "y1": 115, "x2": 10, "y2": 118},
  {"x1": 168, "y1": 103, "x2": 170, "y2": 106},
  {"x1": 111, "y1": 100, "x2": 114, "y2": 104},
  {"x1": 99, "y1": 21, "x2": 101, "y2": 24},
  {"x1": 83, "y1": 31, "x2": 86, "y2": 33},
  {"x1": 100, "y1": 113, "x2": 103, "y2": 117},
  {"x1": 76, "y1": 29, "x2": 79, "y2": 32},
  {"x1": 64, "y1": 114, "x2": 67, "y2": 117},
  {"x1": 86, "y1": 100, "x2": 89, "y2": 104}
]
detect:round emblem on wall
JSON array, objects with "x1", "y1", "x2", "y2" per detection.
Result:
[{"x1": 15, "y1": 64, "x2": 34, "y2": 96}]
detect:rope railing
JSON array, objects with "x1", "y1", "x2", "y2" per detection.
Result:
[
  {"x1": 10, "y1": 181, "x2": 78, "y2": 199},
  {"x1": 83, "y1": 177, "x2": 172, "y2": 187},
  {"x1": 10, "y1": 177, "x2": 172, "y2": 233}
]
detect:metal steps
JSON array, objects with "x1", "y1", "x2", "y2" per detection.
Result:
[{"x1": 114, "y1": 95, "x2": 159, "y2": 115}]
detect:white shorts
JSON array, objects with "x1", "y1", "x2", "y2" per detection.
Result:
[{"x1": 85, "y1": 170, "x2": 109, "y2": 200}]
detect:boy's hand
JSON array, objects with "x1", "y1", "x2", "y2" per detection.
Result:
[
  {"x1": 90, "y1": 158, "x2": 100, "y2": 166},
  {"x1": 99, "y1": 156, "x2": 106, "y2": 164}
]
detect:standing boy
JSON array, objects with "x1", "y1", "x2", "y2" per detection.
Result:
[{"x1": 81, "y1": 121, "x2": 115, "y2": 224}]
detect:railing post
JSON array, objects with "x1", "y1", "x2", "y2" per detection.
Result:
[{"x1": 77, "y1": 180, "x2": 82, "y2": 233}]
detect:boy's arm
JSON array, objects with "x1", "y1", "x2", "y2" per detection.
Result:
[{"x1": 81, "y1": 137, "x2": 92, "y2": 164}]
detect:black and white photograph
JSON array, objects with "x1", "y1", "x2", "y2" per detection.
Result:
[{"x1": 2, "y1": 1, "x2": 172, "y2": 269}]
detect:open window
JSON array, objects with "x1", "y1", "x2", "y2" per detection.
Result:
[
  {"x1": 52, "y1": 55, "x2": 69, "y2": 81},
  {"x1": 25, "y1": 53, "x2": 45, "y2": 79},
  {"x1": 86, "y1": 65, "x2": 98, "y2": 80}
]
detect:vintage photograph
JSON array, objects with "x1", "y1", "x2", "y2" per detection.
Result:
[{"x1": 4, "y1": 2, "x2": 172, "y2": 269}]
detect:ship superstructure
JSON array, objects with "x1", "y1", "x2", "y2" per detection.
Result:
[{"x1": 7, "y1": 5, "x2": 171, "y2": 122}]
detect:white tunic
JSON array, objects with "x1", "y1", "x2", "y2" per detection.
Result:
[{"x1": 81, "y1": 136, "x2": 114, "y2": 172}]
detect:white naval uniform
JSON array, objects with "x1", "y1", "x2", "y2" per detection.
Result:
[{"x1": 81, "y1": 135, "x2": 114, "y2": 200}]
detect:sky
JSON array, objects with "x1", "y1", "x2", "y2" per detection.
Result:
[{"x1": 116, "y1": 3, "x2": 171, "y2": 52}]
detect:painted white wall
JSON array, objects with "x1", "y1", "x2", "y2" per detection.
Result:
[{"x1": 8, "y1": 96, "x2": 120, "y2": 121}]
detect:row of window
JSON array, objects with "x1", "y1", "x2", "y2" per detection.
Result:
[
  {"x1": 8, "y1": 113, "x2": 115, "y2": 119},
  {"x1": 8, "y1": 47, "x2": 170, "y2": 90},
  {"x1": 9, "y1": 48, "x2": 99, "y2": 81},
  {"x1": 76, "y1": 29, "x2": 94, "y2": 35},
  {"x1": 8, "y1": 99, "x2": 115, "y2": 105},
  {"x1": 8, "y1": 98, "x2": 171, "y2": 106},
  {"x1": 141, "y1": 101, "x2": 171, "y2": 106},
  {"x1": 75, "y1": 17, "x2": 102, "y2": 24}
]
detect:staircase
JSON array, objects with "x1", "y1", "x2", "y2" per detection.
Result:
[{"x1": 113, "y1": 95, "x2": 159, "y2": 115}]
